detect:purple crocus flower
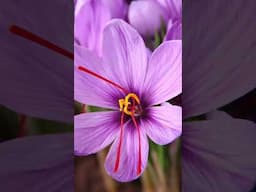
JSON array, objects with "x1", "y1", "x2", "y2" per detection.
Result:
[
  {"x1": 0, "y1": 0, "x2": 73, "y2": 123},
  {"x1": 75, "y1": 0, "x2": 111, "y2": 56},
  {"x1": 74, "y1": 19, "x2": 182, "y2": 181},
  {"x1": 161, "y1": 0, "x2": 182, "y2": 40},
  {"x1": 0, "y1": 134, "x2": 73, "y2": 191},
  {"x1": 128, "y1": 0, "x2": 182, "y2": 37},
  {"x1": 182, "y1": 1, "x2": 256, "y2": 190},
  {"x1": 75, "y1": 0, "x2": 128, "y2": 56},
  {"x1": 128, "y1": 0, "x2": 167, "y2": 36},
  {"x1": 157, "y1": 0, "x2": 182, "y2": 20}
]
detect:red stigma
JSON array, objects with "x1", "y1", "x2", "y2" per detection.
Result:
[
  {"x1": 114, "y1": 112, "x2": 125, "y2": 172},
  {"x1": 131, "y1": 115, "x2": 142, "y2": 175},
  {"x1": 78, "y1": 66, "x2": 128, "y2": 94},
  {"x1": 9, "y1": 25, "x2": 128, "y2": 94},
  {"x1": 9, "y1": 25, "x2": 74, "y2": 60}
]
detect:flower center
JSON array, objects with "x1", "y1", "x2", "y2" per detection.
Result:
[
  {"x1": 115, "y1": 93, "x2": 143, "y2": 175},
  {"x1": 119, "y1": 93, "x2": 142, "y2": 116}
]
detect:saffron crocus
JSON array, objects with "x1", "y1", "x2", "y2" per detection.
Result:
[
  {"x1": 128, "y1": 0, "x2": 167, "y2": 36},
  {"x1": 0, "y1": 0, "x2": 73, "y2": 123},
  {"x1": 75, "y1": 19, "x2": 182, "y2": 181},
  {"x1": 182, "y1": 1, "x2": 256, "y2": 190},
  {"x1": 75, "y1": 0, "x2": 128, "y2": 56},
  {"x1": 183, "y1": 112, "x2": 256, "y2": 192},
  {"x1": 157, "y1": 0, "x2": 182, "y2": 21},
  {"x1": 128, "y1": 0, "x2": 182, "y2": 37},
  {"x1": 75, "y1": 0, "x2": 111, "y2": 56},
  {"x1": 0, "y1": 134, "x2": 73, "y2": 191},
  {"x1": 158, "y1": 0, "x2": 182, "y2": 40}
]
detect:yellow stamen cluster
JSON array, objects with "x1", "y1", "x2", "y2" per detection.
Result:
[{"x1": 119, "y1": 93, "x2": 140, "y2": 116}]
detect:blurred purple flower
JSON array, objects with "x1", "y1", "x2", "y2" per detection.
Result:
[
  {"x1": 75, "y1": 0, "x2": 111, "y2": 56},
  {"x1": 75, "y1": 0, "x2": 128, "y2": 56},
  {"x1": 0, "y1": 134, "x2": 73, "y2": 191},
  {"x1": 128, "y1": 0, "x2": 182, "y2": 37},
  {"x1": 182, "y1": 2, "x2": 255, "y2": 119},
  {"x1": 182, "y1": 1, "x2": 256, "y2": 190},
  {"x1": 0, "y1": 0, "x2": 73, "y2": 122},
  {"x1": 128, "y1": 0, "x2": 167, "y2": 36},
  {"x1": 74, "y1": 20, "x2": 182, "y2": 181},
  {"x1": 183, "y1": 112, "x2": 256, "y2": 192},
  {"x1": 157, "y1": 0, "x2": 182, "y2": 20}
]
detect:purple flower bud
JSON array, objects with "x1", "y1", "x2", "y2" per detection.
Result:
[{"x1": 128, "y1": 0, "x2": 167, "y2": 36}]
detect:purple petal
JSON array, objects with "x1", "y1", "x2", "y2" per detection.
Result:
[
  {"x1": 75, "y1": 111, "x2": 120, "y2": 155},
  {"x1": 143, "y1": 103, "x2": 181, "y2": 145},
  {"x1": 0, "y1": 134, "x2": 73, "y2": 191},
  {"x1": 102, "y1": 19, "x2": 148, "y2": 95},
  {"x1": 74, "y1": 0, "x2": 88, "y2": 16},
  {"x1": 182, "y1": 112, "x2": 256, "y2": 191},
  {"x1": 105, "y1": 122, "x2": 149, "y2": 182},
  {"x1": 102, "y1": 0, "x2": 128, "y2": 19},
  {"x1": 144, "y1": 40, "x2": 182, "y2": 105},
  {"x1": 128, "y1": 0, "x2": 167, "y2": 36},
  {"x1": 75, "y1": 44, "x2": 121, "y2": 109},
  {"x1": 0, "y1": 0, "x2": 73, "y2": 122},
  {"x1": 183, "y1": 1, "x2": 256, "y2": 118},
  {"x1": 157, "y1": 0, "x2": 182, "y2": 20},
  {"x1": 75, "y1": 0, "x2": 111, "y2": 56},
  {"x1": 165, "y1": 19, "x2": 182, "y2": 40}
]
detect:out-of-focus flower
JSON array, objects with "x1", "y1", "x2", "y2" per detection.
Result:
[
  {"x1": 0, "y1": 134, "x2": 73, "y2": 191},
  {"x1": 0, "y1": 0, "x2": 73, "y2": 123},
  {"x1": 128, "y1": 0, "x2": 182, "y2": 37},
  {"x1": 183, "y1": 112, "x2": 256, "y2": 192},
  {"x1": 128, "y1": 0, "x2": 167, "y2": 36},
  {"x1": 182, "y1": 1, "x2": 256, "y2": 191},
  {"x1": 157, "y1": 0, "x2": 181, "y2": 20},
  {"x1": 158, "y1": 0, "x2": 182, "y2": 40},
  {"x1": 75, "y1": 0, "x2": 111, "y2": 56},
  {"x1": 74, "y1": 20, "x2": 182, "y2": 182},
  {"x1": 75, "y1": 0, "x2": 128, "y2": 56}
]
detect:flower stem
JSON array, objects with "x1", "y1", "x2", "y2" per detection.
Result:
[
  {"x1": 157, "y1": 145, "x2": 166, "y2": 170},
  {"x1": 97, "y1": 149, "x2": 117, "y2": 192},
  {"x1": 169, "y1": 139, "x2": 180, "y2": 192},
  {"x1": 152, "y1": 151, "x2": 167, "y2": 192},
  {"x1": 141, "y1": 167, "x2": 154, "y2": 192}
]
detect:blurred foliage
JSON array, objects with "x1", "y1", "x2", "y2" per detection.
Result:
[
  {"x1": 28, "y1": 117, "x2": 72, "y2": 135},
  {"x1": 149, "y1": 141, "x2": 170, "y2": 172},
  {"x1": 0, "y1": 105, "x2": 72, "y2": 140},
  {"x1": 220, "y1": 89, "x2": 256, "y2": 122},
  {"x1": 0, "y1": 106, "x2": 19, "y2": 140}
]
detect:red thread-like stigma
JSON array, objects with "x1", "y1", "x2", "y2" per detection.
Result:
[
  {"x1": 78, "y1": 66, "x2": 128, "y2": 94},
  {"x1": 9, "y1": 25, "x2": 74, "y2": 60},
  {"x1": 114, "y1": 111, "x2": 125, "y2": 172},
  {"x1": 9, "y1": 25, "x2": 128, "y2": 94},
  {"x1": 131, "y1": 115, "x2": 142, "y2": 175}
]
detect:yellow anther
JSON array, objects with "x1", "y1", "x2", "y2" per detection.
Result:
[
  {"x1": 118, "y1": 99, "x2": 126, "y2": 111},
  {"x1": 118, "y1": 93, "x2": 140, "y2": 116},
  {"x1": 125, "y1": 93, "x2": 140, "y2": 105}
]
